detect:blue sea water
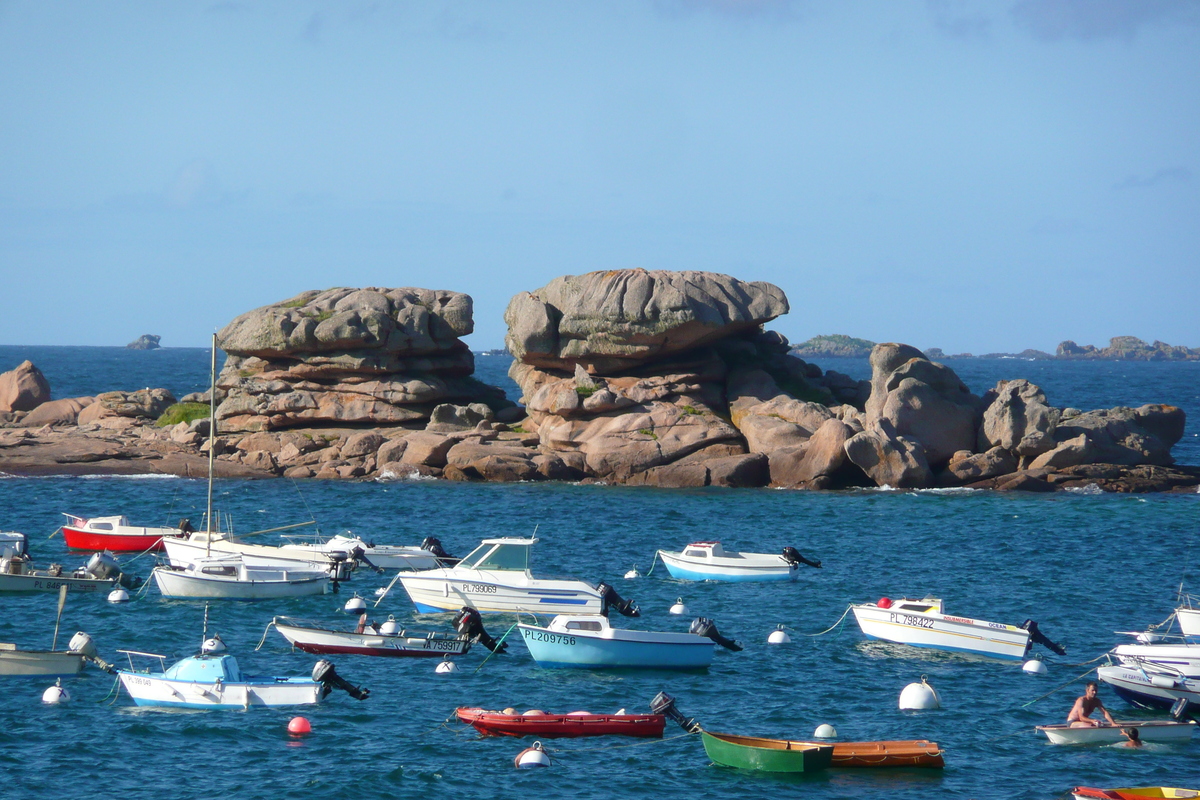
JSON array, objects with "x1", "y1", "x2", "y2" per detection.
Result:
[{"x1": 1, "y1": 347, "x2": 1199, "y2": 800}]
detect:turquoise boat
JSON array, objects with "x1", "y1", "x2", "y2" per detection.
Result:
[{"x1": 517, "y1": 614, "x2": 740, "y2": 669}]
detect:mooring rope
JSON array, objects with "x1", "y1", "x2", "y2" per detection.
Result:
[
  {"x1": 805, "y1": 604, "x2": 854, "y2": 636},
  {"x1": 253, "y1": 619, "x2": 277, "y2": 651},
  {"x1": 473, "y1": 621, "x2": 521, "y2": 674}
]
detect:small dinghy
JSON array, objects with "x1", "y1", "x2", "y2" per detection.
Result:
[
  {"x1": 0, "y1": 587, "x2": 111, "y2": 677},
  {"x1": 851, "y1": 596, "x2": 1065, "y2": 660},
  {"x1": 656, "y1": 542, "x2": 820, "y2": 582},
  {"x1": 518, "y1": 614, "x2": 740, "y2": 670},
  {"x1": 117, "y1": 632, "x2": 369, "y2": 709},
  {"x1": 269, "y1": 607, "x2": 506, "y2": 658},
  {"x1": 456, "y1": 707, "x2": 665, "y2": 739},
  {"x1": 1037, "y1": 720, "x2": 1196, "y2": 745},
  {"x1": 0, "y1": 541, "x2": 140, "y2": 595},
  {"x1": 828, "y1": 740, "x2": 945, "y2": 768},
  {"x1": 1072, "y1": 788, "x2": 1200, "y2": 800}
]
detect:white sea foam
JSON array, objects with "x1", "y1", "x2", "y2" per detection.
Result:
[
  {"x1": 1065, "y1": 483, "x2": 1103, "y2": 495},
  {"x1": 77, "y1": 473, "x2": 181, "y2": 480}
]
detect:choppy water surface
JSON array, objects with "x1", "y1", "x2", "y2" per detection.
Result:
[{"x1": 1, "y1": 348, "x2": 1198, "y2": 800}]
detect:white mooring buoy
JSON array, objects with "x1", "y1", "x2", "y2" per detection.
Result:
[
  {"x1": 624, "y1": 568, "x2": 640, "y2": 580},
  {"x1": 669, "y1": 598, "x2": 688, "y2": 615},
  {"x1": 814, "y1": 723, "x2": 837, "y2": 739},
  {"x1": 514, "y1": 741, "x2": 551, "y2": 769},
  {"x1": 107, "y1": 587, "x2": 130, "y2": 603},
  {"x1": 379, "y1": 615, "x2": 400, "y2": 636},
  {"x1": 42, "y1": 679, "x2": 70, "y2": 704},
  {"x1": 767, "y1": 625, "x2": 791, "y2": 644},
  {"x1": 435, "y1": 657, "x2": 458, "y2": 674},
  {"x1": 1022, "y1": 658, "x2": 1048, "y2": 675},
  {"x1": 899, "y1": 676, "x2": 941, "y2": 710},
  {"x1": 344, "y1": 595, "x2": 366, "y2": 613}
]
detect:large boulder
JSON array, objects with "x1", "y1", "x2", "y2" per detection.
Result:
[
  {"x1": 19, "y1": 397, "x2": 94, "y2": 428},
  {"x1": 864, "y1": 344, "x2": 980, "y2": 468},
  {"x1": 844, "y1": 419, "x2": 933, "y2": 488},
  {"x1": 0, "y1": 360, "x2": 51, "y2": 412},
  {"x1": 78, "y1": 388, "x2": 175, "y2": 423},
  {"x1": 1054, "y1": 405, "x2": 1185, "y2": 466},
  {"x1": 215, "y1": 288, "x2": 508, "y2": 431},
  {"x1": 977, "y1": 379, "x2": 1059, "y2": 460},
  {"x1": 768, "y1": 418, "x2": 860, "y2": 487},
  {"x1": 505, "y1": 270, "x2": 788, "y2": 374}
]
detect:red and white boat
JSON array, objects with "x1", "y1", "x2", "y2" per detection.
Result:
[
  {"x1": 62, "y1": 514, "x2": 183, "y2": 552},
  {"x1": 456, "y1": 707, "x2": 665, "y2": 738}
]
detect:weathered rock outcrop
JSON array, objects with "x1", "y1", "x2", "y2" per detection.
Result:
[
  {"x1": 1057, "y1": 337, "x2": 1200, "y2": 361},
  {"x1": 215, "y1": 287, "x2": 507, "y2": 431},
  {"x1": 127, "y1": 334, "x2": 161, "y2": 350},
  {"x1": 977, "y1": 379, "x2": 1060, "y2": 463},
  {"x1": 0, "y1": 361, "x2": 51, "y2": 413},
  {"x1": 1053, "y1": 405, "x2": 1185, "y2": 466}
]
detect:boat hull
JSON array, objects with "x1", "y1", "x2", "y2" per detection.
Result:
[
  {"x1": 1037, "y1": 721, "x2": 1196, "y2": 745},
  {"x1": 700, "y1": 731, "x2": 833, "y2": 772},
  {"x1": 456, "y1": 707, "x2": 665, "y2": 738},
  {"x1": 152, "y1": 567, "x2": 328, "y2": 599},
  {"x1": 62, "y1": 527, "x2": 173, "y2": 553},
  {"x1": 1098, "y1": 665, "x2": 1200, "y2": 710},
  {"x1": 829, "y1": 740, "x2": 945, "y2": 768},
  {"x1": 399, "y1": 572, "x2": 602, "y2": 615},
  {"x1": 274, "y1": 619, "x2": 470, "y2": 658},
  {"x1": 0, "y1": 573, "x2": 115, "y2": 594},
  {"x1": 0, "y1": 649, "x2": 86, "y2": 677},
  {"x1": 1114, "y1": 643, "x2": 1200, "y2": 678},
  {"x1": 517, "y1": 623, "x2": 714, "y2": 669},
  {"x1": 118, "y1": 671, "x2": 322, "y2": 708},
  {"x1": 1073, "y1": 788, "x2": 1200, "y2": 800},
  {"x1": 851, "y1": 604, "x2": 1030, "y2": 660},
  {"x1": 1177, "y1": 607, "x2": 1200, "y2": 638}
]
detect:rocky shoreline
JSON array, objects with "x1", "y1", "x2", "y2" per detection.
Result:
[
  {"x1": 794, "y1": 334, "x2": 1200, "y2": 362},
  {"x1": 2, "y1": 271, "x2": 1196, "y2": 494}
]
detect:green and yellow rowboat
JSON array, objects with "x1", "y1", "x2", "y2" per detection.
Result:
[{"x1": 700, "y1": 730, "x2": 834, "y2": 773}]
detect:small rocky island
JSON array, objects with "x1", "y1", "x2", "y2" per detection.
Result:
[
  {"x1": 126, "y1": 334, "x2": 161, "y2": 350},
  {"x1": 795, "y1": 334, "x2": 1199, "y2": 361},
  {"x1": 0, "y1": 271, "x2": 1196, "y2": 493}
]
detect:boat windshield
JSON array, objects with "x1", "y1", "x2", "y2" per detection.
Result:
[{"x1": 461, "y1": 543, "x2": 530, "y2": 571}]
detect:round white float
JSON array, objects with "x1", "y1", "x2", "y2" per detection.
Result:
[
  {"x1": 379, "y1": 616, "x2": 400, "y2": 635},
  {"x1": 344, "y1": 596, "x2": 367, "y2": 613},
  {"x1": 669, "y1": 598, "x2": 688, "y2": 615},
  {"x1": 435, "y1": 658, "x2": 458, "y2": 674},
  {"x1": 42, "y1": 679, "x2": 70, "y2": 704},
  {"x1": 767, "y1": 625, "x2": 791, "y2": 644},
  {"x1": 1022, "y1": 659, "x2": 1047, "y2": 675},
  {"x1": 624, "y1": 569, "x2": 640, "y2": 580},
  {"x1": 814, "y1": 723, "x2": 836, "y2": 739},
  {"x1": 899, "y1": 676, "x2": 941, "y2": 710},
  {"x1": 107, "y1": 587, "x2": 129, "y2": 604},
  {"x1": 514, "y1": 741, "x2": 551, "y2": 769}
]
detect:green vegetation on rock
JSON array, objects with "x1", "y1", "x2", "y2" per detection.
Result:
[{"x1": 156, "y1": 402, "x2": 210, "y2": 427}]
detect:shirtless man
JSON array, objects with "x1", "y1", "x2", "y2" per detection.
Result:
[{"x1": 1068, "y1": 681, "x2": 1117, "y2": 727}]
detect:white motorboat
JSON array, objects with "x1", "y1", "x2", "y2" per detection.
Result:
[
  {"x1": 269, "y1": 608, "x2": 506, "y2": 658},
  {"x1": 1036, "y1": 720, "x2": 1196, "y2": 745},
  {"x1": 1113, "y1": 641, "x2": 1200, "y2": 678},
  {"x1": 117, "y1": 634, "x2": 368, "y2": 709},
  {"x1": 1176, "y1": 604, "x2": 1200, "y2": 638},
  {"x1": 163, "y1": 531, "x2": 445, "y2": 576},
  {"x1": 517, "y1": 614, "x2": 741, "y2": 670},
  {"x1": 277, "y1": 533, "x2": 450, "y2": 571},
  {"x1": 656, "y1": 542, "x2": 820, "y2": 582},
  {"x1": 395, "y1": 537, "x2": 639, "y2": 616},
  {"x1": 1098, "y1": 664, "x2": 1200, "y2": 711},
  {"x1": 0, "y1": 548, "x2": 136, "y2": 595},
  {"x1": 152, "y1": 556, "x2": 329, "y2": 599},
  {"x1": 850, "y1": 597, "x2": 1065, "y2": 661}
]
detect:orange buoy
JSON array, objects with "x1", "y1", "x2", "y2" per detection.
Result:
[{"x1": 288, "y1": 716, "x2": 312, "y2": 735}]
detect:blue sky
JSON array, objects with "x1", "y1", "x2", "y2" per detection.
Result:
[{"x1": 1, "y1": 1, "x2": 1197, "y2": 352}]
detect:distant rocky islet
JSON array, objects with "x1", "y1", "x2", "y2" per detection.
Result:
[
  {"x1": 793, "y1": 333, "x2": 1200, "y2": 361},
  {"x1": 0, "y1": 270, "x2": 1196, "y2": 493}
]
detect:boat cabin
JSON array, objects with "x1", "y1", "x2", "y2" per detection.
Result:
[
  {"x1": 163, "y1": 654, "x2": 244, "y2": 683},
  {"x1": 883, "y1": 597, "x2": 944, "y2": 614},
  {"x1": 0, "y1": 532, "x2": 28, "y2": 558},
  {"x1": 680, "y1": 542, "x2": 726, "y2": 559},
  {"x1": 546, "y1": 615, "x2": 611, "y2": 634},
  {"x1": 457, "y1": 538, "x2": 538, "y2": 573}
]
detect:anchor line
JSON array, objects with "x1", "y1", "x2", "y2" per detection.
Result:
[
  {"x1": 805, "y1": 604, "x2": 854, "y2": 636},
  {"x1": 473, "y1": 621, "x2": 520, "y2": 674},
  {"x1": 253, "y1": 619, "x2": 277, "y2": 651}
]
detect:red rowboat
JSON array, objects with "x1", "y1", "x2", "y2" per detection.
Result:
[
  {"x1": 1072, "y1": 789, "x2": 1199, "y2": 800},
  {"x1": 456, "y1": 707, "x2": 665, "y2": 739},
  {"x1": 61, "y1": 514, "x2": 183, "y2": 552}
]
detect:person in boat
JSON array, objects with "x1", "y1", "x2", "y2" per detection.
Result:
[
  {"x1": 1067, "y1": 681, "x2": 1117, "y2": 727},
  {"x1": 1119, "y1": 727, "x2": 1143, "y2": 748}
]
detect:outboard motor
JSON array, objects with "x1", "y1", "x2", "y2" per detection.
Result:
[
  {"x1": 1171, "y1": 697, "x2": 1195, "y2": 721},
  {"x1": 422, "y1": 537, "x2": 459, "y2": 565},
  {"x1": 68, "y1": 631, "x2": 116, "y2": 673},
  {"x1": 179, "y1": 518, "x2": 195, "y2": 534},
  {"x1": 327, "y1": 552, "x2": 355, "y2": 583},
  {"x1": 349, "y1": 546, "x2": 383, "y2": 574},
  {"x1": 1021, "y1": 620, "x2": 1066, "y2": 656},
  {"x1": 690, "y1": 617, "x2": 743, "y2": 652},
  {"x1": 86, "y1": 551, "x2": 122, "y2": 580},
  {"x1": 453, "y1": 607, "x2": 507, "y2": 654},
  {"x1": 649, "y1": 692, "x2": 701, "y2": 733},
  {"x1": 782, "y1": 546, "x2": 821, "y2": 569},
  {"x1": 312, "y1": 660, "x2": 370, "y2": 700},
  {"x1": 597, "y1": 582, "x2": 640, "y2": 618}
]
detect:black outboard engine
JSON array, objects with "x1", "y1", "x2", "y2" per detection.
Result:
[
  {"x1": 178, "y1": 518, "x2": 195, "y2": 534},
  {"x1": 782, "y1": 546, "x2": 821, "y2": 569},
  {"x1": 312, "y1": 659, "x2": 370, "y2": 700},
  {"x1": 349, "y1": 546, "x2": 384, "y2": 574},
  {"x1": 327, "y1": 552, "x2": 355, "y2": 583},
  {"x1": 1171, "y1": 697, "x2": 1195, "y2": 721},
  {"x1": 690, "y1": 617, "x2": 743, "y2": 652},
  {"x1": 422, "y1": 537, "x2": 459, "y2": 566},
  {"x1": 453, "y1": 606, "x2": 507, "y2": 654},
  {"x1": 649, "y1": 691, "x2": 701, "y2": 733},
  {"x1": 597, "y1": 582, "x2": 640, "y2": 618},
  {"x1": 1021, "y1": 620, "x2": 1066, "y2": 656}
]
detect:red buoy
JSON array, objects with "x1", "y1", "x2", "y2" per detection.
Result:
[
  {"x1": 288, "y1": 716, "x2": 312, "y2": 735},
  {"x1": 877, "y1": 597, "x2": 892, "y2": 609}
]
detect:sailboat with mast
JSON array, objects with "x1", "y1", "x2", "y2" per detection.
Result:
[{"x1": 151, "y1": 335, "x2": 330, "y2": 600}]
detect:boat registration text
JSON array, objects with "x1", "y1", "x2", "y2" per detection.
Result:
[
  {"x1": 521, "y1": 629, "x2": 577, "y2": 646},
  {"x1": 889, "y1": 612, "x2": 934, "y2": 629}
]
